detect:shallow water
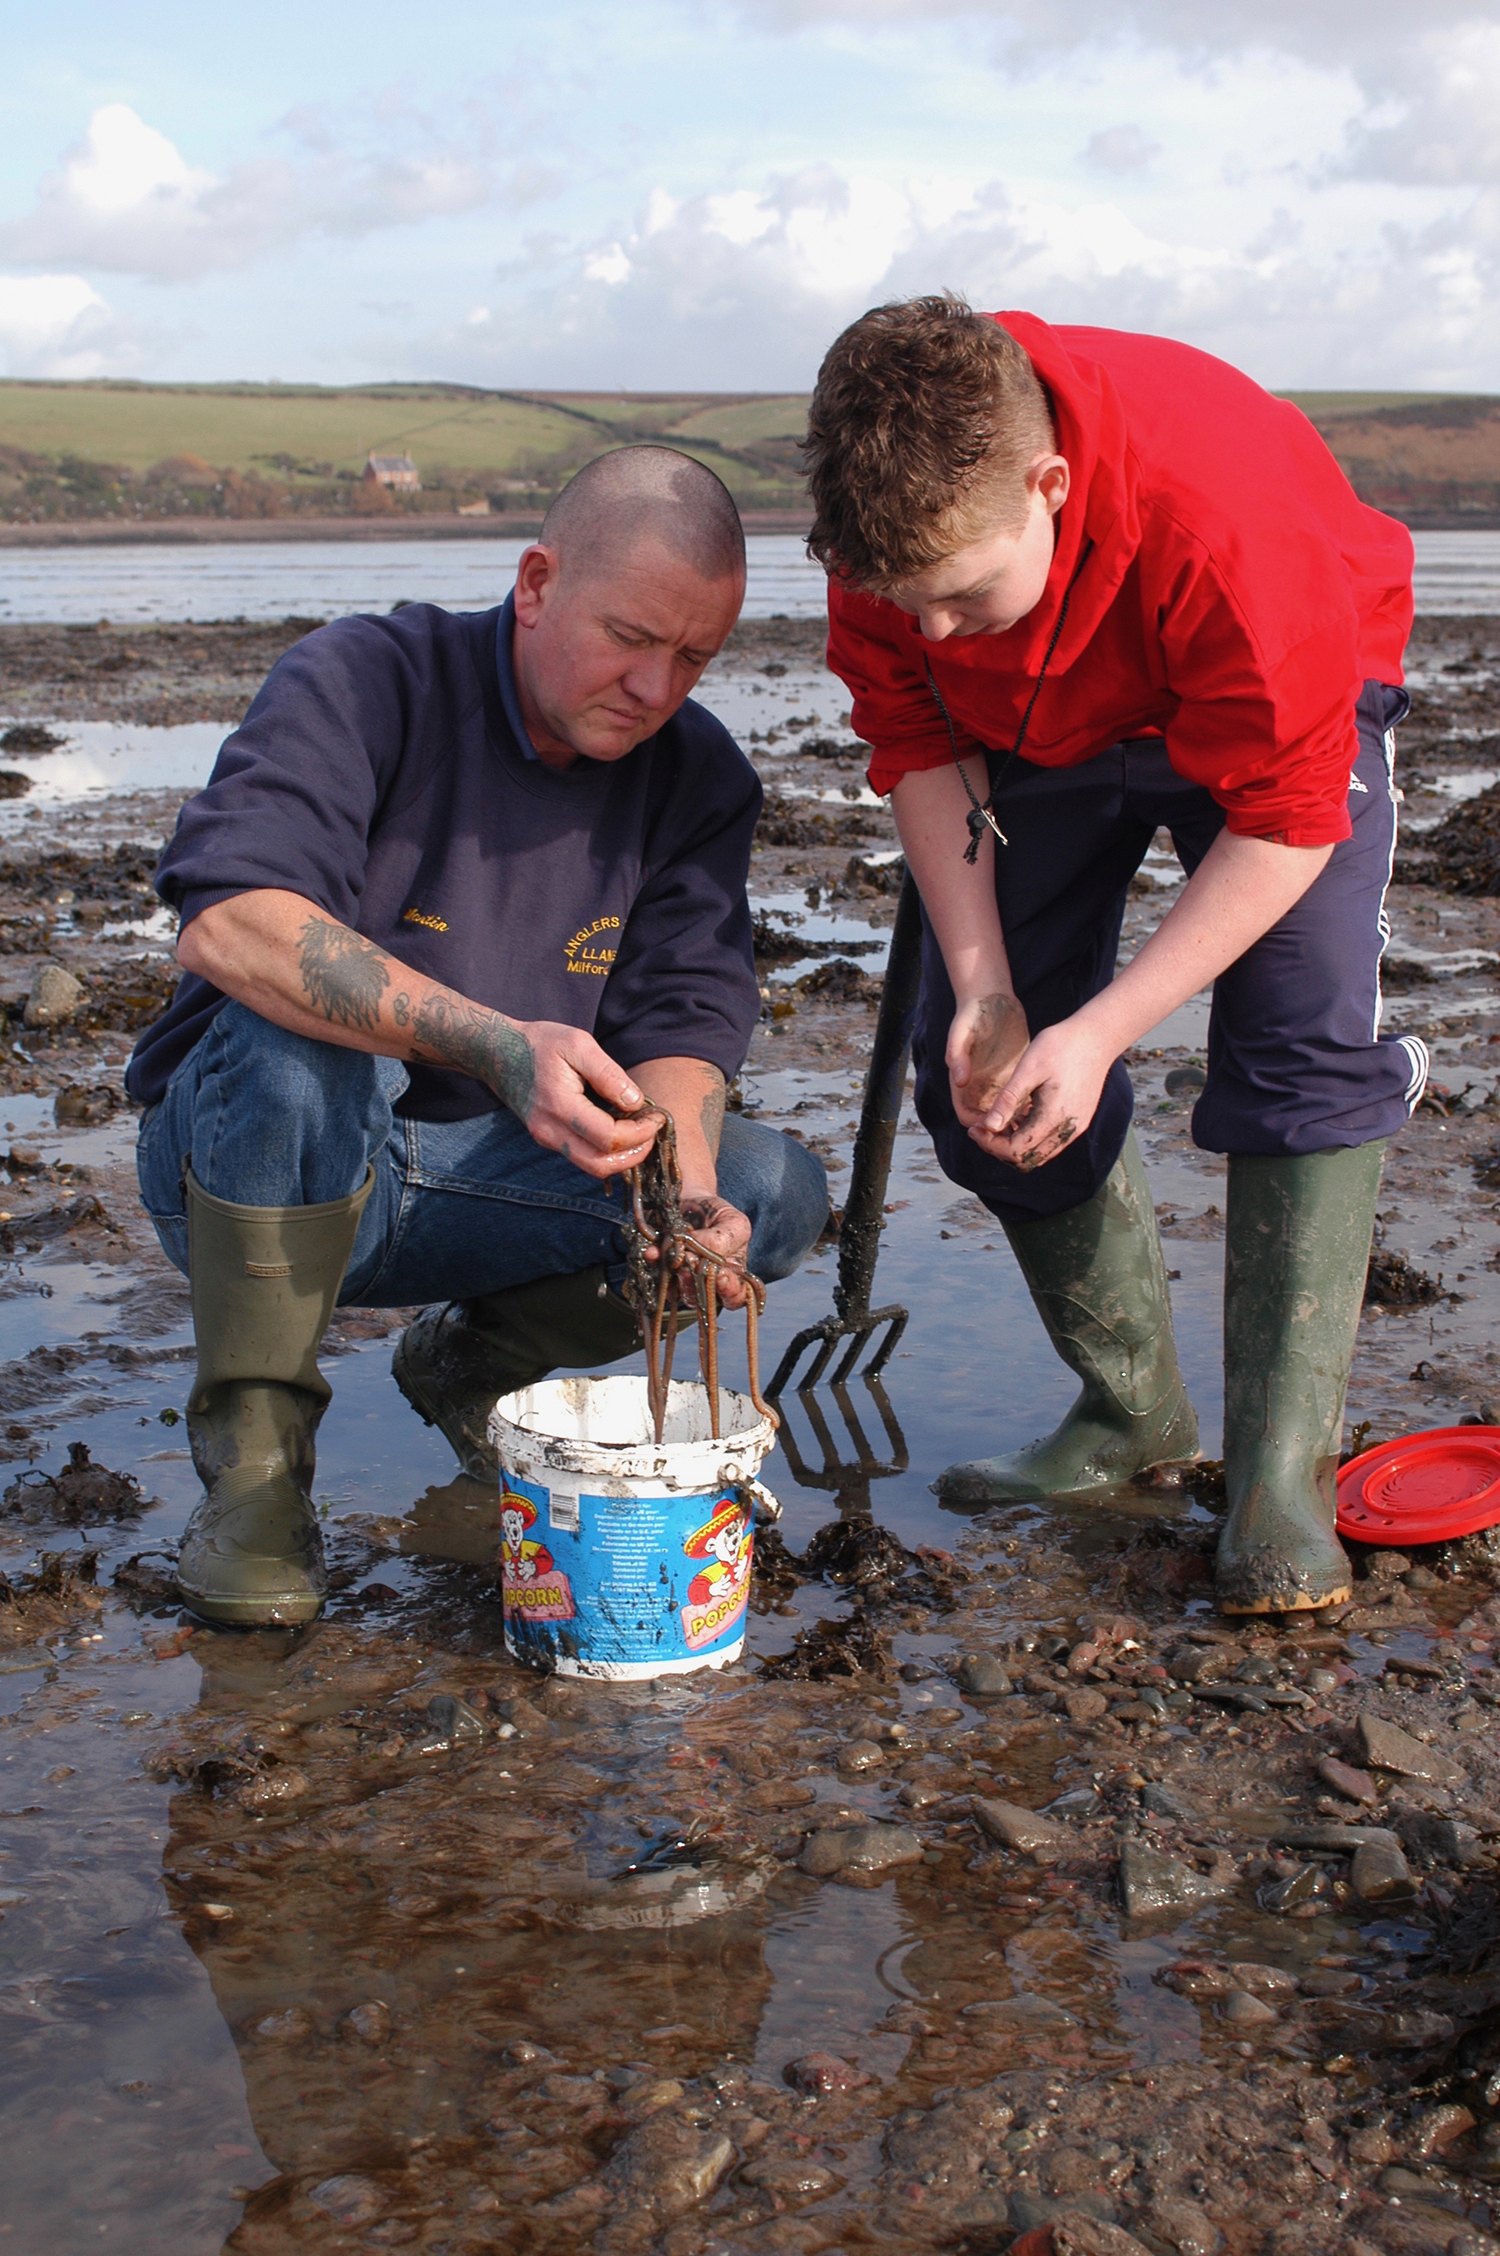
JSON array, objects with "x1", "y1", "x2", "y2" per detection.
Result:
[{"x1": 0, "y1": 527, "x2": 1495, "y2": 625}]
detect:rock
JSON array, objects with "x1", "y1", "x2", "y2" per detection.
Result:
[
  {"x1": 1119, "y1": 1840, "x2": 1233, "y2": 1918},
  {"x1": 1273, "y1": 1823, "x2": 1401, "y2": 1853},
  {"x1": 1299, "y1": 1969, "x2": 1362, "y2": 1996},
  {"x1": 1166, "y1": 1645, "x2": 1231, "y2": 1683},
  {"x1": 1221, "y1": 1988, "x2": 1278, "y2": 2026},
  {"x1": 1261, "y1": 1864, "x2": 1324, "y2": 1911},
  {"x1": 249, "y1": 2005, "x2": 315, "y2": 2042},
  {"x1": 1408, "y1": 2102, "x2": 1477, "y2": 2157},
  {"x1": 502, "y1": 2038, "x2": 557, "y2": 2066},
  {"x1": 961, "y1": 1993, "x2": 1076, "y2": 2031},
  {"x1": 604, "y1": 2117, "x2": 736, "y2": 2218},
  {"x1": 1143, "y1": 2198, "x2": 1223, "y2": 2255},
  {"x1": 740, "y1": 2155, "x2": 838, "y2": 2196},
  {"x1": 1063, "y1": 1688, "x2": 1109, "y2": 1723},
  {"x1": 619, "y1": 2076, "x2": 684, "y2": 2118},
  {"x1": 1366, "y1": 1549, "x2": 1412, "y2": 1580},
  {"x1": 1047, "y1": 1787, "x2": 1106, "y2": 1820},
  {"x1": 797, "y1": 1820, "x2": 923, "y2": 1878},
  {"x1": 784, "y1": 2050, "x2": 871, "y2": 2094},
  {"x1": 956, "y1": 1652, "x2": 1013, "y2": 1696},
  {"x1": 837, "y1": 1738, "x2": 885, "y2": 1772},
  {"x1": 307, "y1": 2175, "x2": 385, "y2": 2228},
  {"x1": 234, "y1": 1766, "x2": 309, "y2": 1809},
  {"x1": 1357, "y1": 1711, "x2": 1465, "y2": 1786},
  {"x1": 23, "y1": 962, "x2": 85, "y2": 1030},
  {"x1": 425, "y1": 1693, "x2": 485, "y2": 1743},
  {"x1": 972, "y1": 1797, "x2": 1069, "y2": 1853},
  {"x1": 1351, "y1": 1836, "x2": 1418, "y2": 1902},
  {"x1": 1223, "y1": 1960, "x2": 1296, "y2": 1994},
  {"x1": 1140, "y1": 1783, "x2": 1193, "y2": 1821},
  {"x1": 342, "y1": 2000, "x2": 390, "y2": 2045},
  {"x1": 1317, "y1": 1755, "x2": 1379, "y2": 1804}
]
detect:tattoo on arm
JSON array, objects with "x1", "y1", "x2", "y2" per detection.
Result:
[
  {"x1": 698, "y1": 1068, "x2": 726, "y2": 1157},
  {"x1": 297, "y1": 916, "x2": 391, "y2": 1032},
  {"x1": 410, "y1": 988, "x2": 538, "y2": 1120}
]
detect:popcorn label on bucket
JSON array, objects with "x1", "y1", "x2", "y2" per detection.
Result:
[{"x1": 498, "y1": 1469, "x2": 754, "y2": 1678}]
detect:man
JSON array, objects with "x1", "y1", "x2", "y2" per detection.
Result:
[
  {"x1": 804, "y1": 296, "x2": 1418, "y2": 1615},
  {"x1": 126, "y1": 446, "x2": 828, "y2": 1628}
]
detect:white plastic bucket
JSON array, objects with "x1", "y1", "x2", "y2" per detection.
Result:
[{"x1": 487, "y1": 1375, "x2": 777, "y2": 1680}]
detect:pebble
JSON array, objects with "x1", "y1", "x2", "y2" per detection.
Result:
[
  {"x1": 502, "y1": 2038, "x2": 558, "y2": 2066},
  {"x1": 784, "y1": 2050, "x2": 872, "y2": 2094},
  {"x1": 619, "y1": 2077, "x2": 684, "y2": 2118},
  {"x1": 797, "y1": 1820, "x2": 924, "y2": 1878},
  {"x1": 425, "y1": 1693, "x2": 485, "y2": 1743},
  {"x1": 1261, "y1": 1863, "x2": 1323, "y2": 1911},
  {"x1": 1299, "y1": 1969, "x2": 1362, "y2": 1997},
  {"x1": 1118, "y1": 1841, "x2": 1233, "y2": 1918},
  {"x1": 604, "y1": 2116, "x2": 735, "y2": 2218},
  {"x1": 1407, "y1": 2102, "x2": 1477, "y2": 2156},
  {"x1": 1366, "y1": 1550, "x2": 1412, "y2": 1581},
  {"x1": 972, "y1": 1797, "x2": 1070, "y2": 1853},
  {"x1": 1048, "y1": 1787, "x2": 1106, "y2": 1820},
  {"x1": 1140, "y1": 1782, "x2": 1193, "y2": 1821},
  {"x1": 342, "y1": 2001, "x2": 391, "y2": 2045},
  {"x1": 956, "y1": 1652, "x2": 1013, "y2": 1696},
  {"x1": 307, "y1": 2174, "x2": 385, "y2": 2228},
  {"x1": 837, "y1": 1739, "x2": 885, "y2": 1772},
  {"x1": 1220, "y1": 1989, "x2": 1278, "y2": 2026},
  {"x1": 1164, "y1": 1064, "x2": 1207, "y2": 1097},
  {"x1": 234, "y1": 1766, "x2": 309, "y2": 1808},
  {"x1": 1351, "y1": 1837, "x2": 1418, "y2": 1903},
  {"x1": 1357, "y1": 1710, "x2": 1466, "y2": 1786},
  {"x1": 249, "y1": 2006, "x2": 316, "y2": 2042},
  {"x1": 1316, "y1": 1755, "x2": 1378, "y2": 1804},
  {"x1": 1166, "y1": 1645, "x2": 1231, "y2": 1684},
  {"x1": 1306, "y1": 1669, "x2": 1341, "y2": 1695},
  {"x1": 23, "y1": 962, "x2": 85, "y2": 1030},
  {"x1": 961, "y1": 1993, "x2": 1076, "y2": 2031},
  {"x1": 1223, "y1": 1961, "x2": 1296, "y2": 1995}
]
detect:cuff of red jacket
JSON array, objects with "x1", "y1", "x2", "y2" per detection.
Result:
[
  {"x1": 1221, "y1": 807, "x2": 1353, "y2": 849},
  {"x1": 865, "y1": 740, "x2": 968, "y2": 796}
]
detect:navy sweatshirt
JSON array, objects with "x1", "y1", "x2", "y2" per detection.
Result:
[{"x1": 126, "y1": 600, "x2": 763, "y2": 1121}]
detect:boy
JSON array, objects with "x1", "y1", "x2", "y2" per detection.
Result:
[{"x1": 805, "y1": 296, "x2": 1418, "y2": 1614}]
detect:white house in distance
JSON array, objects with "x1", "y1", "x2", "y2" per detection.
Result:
[{"x1": 364, "y1": 452, "x2": 420, "y2": 491}]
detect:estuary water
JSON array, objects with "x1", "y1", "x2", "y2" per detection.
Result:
[{"x1": 0, "y1": 527, "x2": 1497, "y2": 625}]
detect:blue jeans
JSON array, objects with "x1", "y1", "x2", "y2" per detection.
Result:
[{"x1": 136, "y1": 1003, "x2": 829, "y2": 1306}]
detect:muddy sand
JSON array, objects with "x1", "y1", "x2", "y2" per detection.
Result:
[{"x1": 4, "y1": 615, "x2": 1500, "y2": 2254}]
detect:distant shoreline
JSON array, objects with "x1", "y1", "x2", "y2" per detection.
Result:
[{"x1": 0, "y1": 510, "x2": 815, "y2": 548}]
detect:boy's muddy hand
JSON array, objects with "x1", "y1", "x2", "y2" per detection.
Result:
[
  {"x1": 972, "y1": 1019, "x2": 1113, "y2": 1170},
  {"x1": 947, "y1": 992, "x2": 1030, "y2": 1128}
]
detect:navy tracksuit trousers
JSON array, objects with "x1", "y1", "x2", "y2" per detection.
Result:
[{"x1": 912, "y1": 681, "x2": 1428, "y2": 1226}]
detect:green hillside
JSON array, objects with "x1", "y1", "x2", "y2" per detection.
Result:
[
  {"x1": 0, "y1": 379, "x2": 811, "y2": 521},
  {"x1": 3, "y1": 378, "x2": 1499, "y2": 527}
]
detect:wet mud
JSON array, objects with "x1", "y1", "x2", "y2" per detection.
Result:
[{"x1": 4, "y1": 616, "x2": 1500, "y2": 2253}]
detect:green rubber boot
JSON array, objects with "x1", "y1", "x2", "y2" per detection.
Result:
[
  {"x1": 935, "y1": 1130, "x2": 1198, "y2": 1504},
  {"x1": 1216, "y1": 1142, "x2": 1384, "y2": 1615},
  {"x1": 178, "y1": 1166, "x2": 373, "y2": 1628},
  {"x1": 393, "y1": 1267, "x2": 661, "y2": 1482}
]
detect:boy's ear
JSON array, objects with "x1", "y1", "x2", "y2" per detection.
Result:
[{"x1": 1031, "y1": 455, "x2": 1071, "y2": 516}]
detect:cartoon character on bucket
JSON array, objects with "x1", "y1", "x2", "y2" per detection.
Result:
[
  {"x1": 680, "y1": 1493, "x2": 753, "y2": 1651},
  {"x1": 500, "y1": 1485, "x2": 575, "y2": 1621}
]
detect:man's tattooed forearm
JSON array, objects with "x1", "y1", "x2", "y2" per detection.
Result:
[
  {"x1": 298, "y1": 916, "x2": 391, "y2": 1032},
  {"x1": 698, "y1": 1068, "x2": 726, "y2": 1156},
  {"x1": 411, "y1": 989, "x2": 537, "y2": 1118}
]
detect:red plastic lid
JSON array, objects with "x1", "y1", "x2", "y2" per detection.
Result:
[{"x1": 1336, "y1": 1425, "x2": 1500, "y2": 1547}]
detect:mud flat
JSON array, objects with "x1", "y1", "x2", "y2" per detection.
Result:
[{"x1": 4, "y1": 616, "x2": 1500, "y2": 2252}]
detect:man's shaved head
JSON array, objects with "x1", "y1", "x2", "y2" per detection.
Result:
[{"x1": 541, "y1": 445, "x2": 746, "y2": 588}]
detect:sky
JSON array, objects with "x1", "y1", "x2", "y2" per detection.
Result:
[{"x1": 2, "y1": 0, "x2": 1499, "y2": 394}]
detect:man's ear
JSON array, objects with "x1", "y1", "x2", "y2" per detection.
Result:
[
  {"x1": 1030, "y1": 455, "x2": 1071, "y2": 517},
  {"x1": 513, "y1": 542, "x2": 561, "y2": 628}
]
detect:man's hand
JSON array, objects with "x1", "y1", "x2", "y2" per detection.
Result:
[
  {"x1": 677, "y1": 1193, "x2": 753, "y2": 1311},
  {"x1": 970, "y1": 1016, "x2": 1116, "y2": 1171},
  {"x1": 947, "y1": 991, "x2": 1030, "y2": 1128}
]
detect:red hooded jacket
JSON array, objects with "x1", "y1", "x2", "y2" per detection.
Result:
[{"x1": 829, "y1": 314, "x2": 1414, "y2": 848}]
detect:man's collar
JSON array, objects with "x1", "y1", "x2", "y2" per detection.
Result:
[{"x1": 494, "y1": 592, "x2": 540, "y2": 762}]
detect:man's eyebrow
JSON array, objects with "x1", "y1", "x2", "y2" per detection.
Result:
[{"x1": 599, "y1": 611, "x2": 715, "y2": 664}]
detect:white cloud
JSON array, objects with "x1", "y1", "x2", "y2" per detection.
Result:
[
  {"x1": 414, "y1": 163, "x2": 1500, "y2": 393},
  {"x1": 1083, "y1": 125, "x2": 1161, "y2": 174},
  {"x1": 0, "y1": 103, "x2": 503, "y2": 282},
  {"x1": 0, "y1": 273, "x2": 122, "y2": 378}
]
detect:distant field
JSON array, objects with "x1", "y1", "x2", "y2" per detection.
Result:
[
  {"x1": 2, "y1": 378, "x2": 1499, "y2": 526},
  {"x1": 0, "y1": 379, "x2": 808, "y2": 506}
]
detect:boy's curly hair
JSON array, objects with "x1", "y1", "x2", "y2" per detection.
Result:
[{"x1": 804, "y1": 293, "x2": 1055, "y2": 589}]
